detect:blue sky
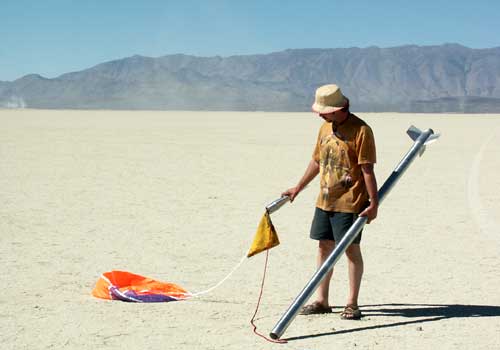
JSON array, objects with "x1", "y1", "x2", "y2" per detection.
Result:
[{"x1": 1, "y1": 0, "x2": 499, "y2": 81}]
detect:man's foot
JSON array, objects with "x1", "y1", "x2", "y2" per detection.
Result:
[
  {"x1": 299, "y1": 301, "x2": 332, "y2": 315},
  {"x1": 340, "y1": 304, "x2": 362, "y2": 320}
]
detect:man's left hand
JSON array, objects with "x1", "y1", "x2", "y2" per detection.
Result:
[{"x1": 359, "y1": 203, "x2": 378, "y2": 224}]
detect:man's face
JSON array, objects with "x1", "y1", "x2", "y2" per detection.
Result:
[
  {"x1": 319, "y1": 112, "x2": 336, "y2": 122},
  {"x1": 318, "y1": 109, "x2": 347, "y2": 123}
]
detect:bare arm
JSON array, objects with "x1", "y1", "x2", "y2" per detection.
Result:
[
  {"x1": 282, "y1": 159, "x2": 319, "y2": 201},
  {"x1": 359, "y1": 163, "x2": 378, "y2": 223}
]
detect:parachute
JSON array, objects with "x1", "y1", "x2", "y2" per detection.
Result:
[
  {"x1": 93, "y1": 204, "x2": 282, "y2": 302},
  {"x1": 92, "y1": 270, "x2": 190, "y2": 302}
]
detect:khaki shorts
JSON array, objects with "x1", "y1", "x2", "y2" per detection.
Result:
[{"x1": 310, "y1": 207, "x2": 362, "y2": 244}]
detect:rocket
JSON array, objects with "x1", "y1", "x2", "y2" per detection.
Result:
[{"x1": 269, "y1": 125, "x2": 440, "y2": 340}]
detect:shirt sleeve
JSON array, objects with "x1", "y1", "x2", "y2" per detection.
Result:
[
  {"x1": 312, "y1": 124, "x2": 324, "y2": 162},
  {"x1": 356, "y1": 125, "x2": 376, "y2": 164}
]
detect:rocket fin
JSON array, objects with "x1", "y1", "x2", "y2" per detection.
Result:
[
  {"x1": 424, "y1": 133, "x2": 440, "y2": 145},
  {"x1": 407, "y1": 125, "x2": 422, "y2": 141}
]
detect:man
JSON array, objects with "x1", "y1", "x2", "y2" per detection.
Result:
[{"x1": 282, "y1": 84, "x2": 378, "y2": 320}]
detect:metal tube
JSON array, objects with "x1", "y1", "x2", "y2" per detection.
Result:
[
  {"x1": 270, "y1": 127, "x2": 437, "y2": 340},
  {"x1": 266, "y1": 196, "x2": 290, "y2": 214}
]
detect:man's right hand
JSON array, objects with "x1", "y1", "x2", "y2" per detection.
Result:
[{"x1": 282, "y1": 186, "x2": 301, "y2": 202}]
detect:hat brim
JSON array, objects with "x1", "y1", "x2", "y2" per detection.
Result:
[{"x1": 311, "y1": 103, "x2": 344, "y2": 114}]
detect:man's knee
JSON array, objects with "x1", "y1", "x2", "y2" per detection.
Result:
[
  {"x1": 345, "y1": 244, "x2": 363, "y2": 263},
  {"x1": 318, "y1": 239, "x2": 335, "y2": 255}
]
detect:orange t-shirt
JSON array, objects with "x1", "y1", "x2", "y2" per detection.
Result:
[{"x1": 312, "y1": 114, "x2": 376, "y2": 213}]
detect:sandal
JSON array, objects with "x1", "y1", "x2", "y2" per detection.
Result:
[
  {"x1": 299, "y1": 301, "x2": 332, "y2": 315},
  {"x1": 340, "y1": 305, "x2": 362, "y2": 320}
]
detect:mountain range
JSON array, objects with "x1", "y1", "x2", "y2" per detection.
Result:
[{"x1": 1, "y1": 44, "x2": 500, "y2": 112}]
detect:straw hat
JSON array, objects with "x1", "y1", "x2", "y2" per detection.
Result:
[{"x1": 311, "y1": 84, "x2": 348, "y2": 113}]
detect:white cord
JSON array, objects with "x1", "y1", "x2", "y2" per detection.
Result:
[{"x1": 180, "y1": 254, "x2": 247, "y2": 299}]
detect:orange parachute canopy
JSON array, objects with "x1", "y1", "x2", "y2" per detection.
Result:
[{"x1": 92, "y1": 270, "x2": 190, "y2": 302}]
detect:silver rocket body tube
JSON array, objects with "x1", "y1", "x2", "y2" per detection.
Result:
[
  {"x1": 266, "y1": 196, "x2": 291, "y2": 214},
  {"x1": 269, "y1": 126, "x2": 439, "y2": 340}
]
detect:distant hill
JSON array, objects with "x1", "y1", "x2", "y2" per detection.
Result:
[{"x1": 1, "y1": 44, "x2": 500, "y2": 112}]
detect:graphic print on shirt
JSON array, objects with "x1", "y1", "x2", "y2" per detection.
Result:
[{"x1": 319, "y1": 133, "x2": 353, "y2": 202}]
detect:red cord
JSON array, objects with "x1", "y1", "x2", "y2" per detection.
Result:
[{"x1": 250, "y1": 250, "x2": 287, "y2": 344}]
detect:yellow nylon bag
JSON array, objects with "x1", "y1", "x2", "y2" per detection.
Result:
[{"x1": 247, "y1": 211, "x2": 280, "y2": 257}]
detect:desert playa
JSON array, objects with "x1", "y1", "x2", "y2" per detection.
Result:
[{"x1": 1, "y1": 109, "x2": 499, "y2": 349}]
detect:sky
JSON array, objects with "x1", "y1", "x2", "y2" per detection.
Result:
[{"x1": 1, "y1": 0, "x2": 499, "y2": 81}]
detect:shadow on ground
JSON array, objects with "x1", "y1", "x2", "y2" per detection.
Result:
[{"x1": 285, "y1": 303, "x2": 500, "y2": 341}]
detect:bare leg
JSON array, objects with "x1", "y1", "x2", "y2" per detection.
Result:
[
  {"x1": 315, "y1": 239, "x2": 335, "y2": 307},
  {"x1": 345, "y1": 243, "x2": 364, "y2": 306}
]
